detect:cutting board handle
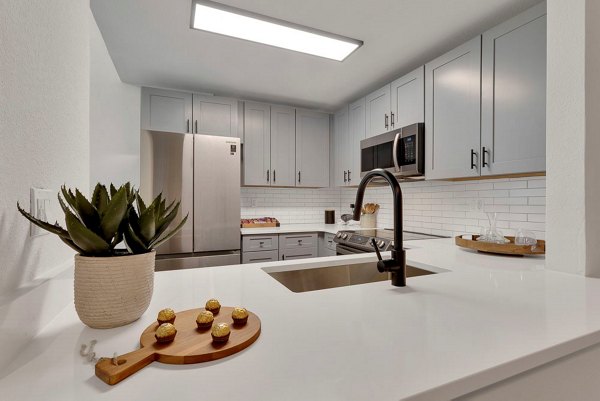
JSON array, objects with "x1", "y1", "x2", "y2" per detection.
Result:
[{"x1": 95, "y1": 347, "x2": 156, "y2": 385}]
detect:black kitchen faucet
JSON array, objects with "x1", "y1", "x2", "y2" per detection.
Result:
[{"x1": 353, "y1": 169, "x2": 406, "y2": 287}]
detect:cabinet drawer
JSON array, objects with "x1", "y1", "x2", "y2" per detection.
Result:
[
  {"x1": 242, "y1": 235, "x2": 278, "y2": 252},
  {"x1": 324, "y1": 233, "x2": 337, "y2": 252},
  {"x1": 279, "y1": 233, "x2": 318, "y2": 250},
  {"x1": 242, "y1": 250, "x2": 279, "y2": 264},
  {"x1": 279, "y1": 247, "x2": 317, "y2": 261}
]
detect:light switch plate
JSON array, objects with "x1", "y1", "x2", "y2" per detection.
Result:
[{"x1": 30, "y1": 187, "x2": 55, "y2": 237}]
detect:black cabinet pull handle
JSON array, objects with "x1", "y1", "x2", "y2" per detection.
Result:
[
  {"x1": 384, "y1": 114, "x2": 389, "y2": 129},
  {"x1": 186, "y1": 119, "x2": 190, "y2": 133},
  {"x1": 471, "y1": 149, "x2": 477, "y2": 170},
  {"x1": 348, "y1": 170, "x2": 351, "y2": 182},
  {"x1": 298, "y1": 171, "x2": 301, "y2": 183},
  {"x1": 391, "y1": 112, "x2": 395, "y2": 127},
  {"x1": 195, "y1": 120, "x2": 198, "y2": 133},
  {"x1": 273, "y1": 170, "x2": 276, "y2": 182},
  {"x1": 266, "y1": 170, "x2": 270, "y2": 182},
  {"x1": 482, "y1": 147, "x2": 489, "y2": 168},
  {"x1": 344, "y1": 170, "x2": 347, "y2": 183}
]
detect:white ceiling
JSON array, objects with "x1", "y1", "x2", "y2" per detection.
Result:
[{"x1": 91, "y1": 0, "x2": 542, "y2": 111}]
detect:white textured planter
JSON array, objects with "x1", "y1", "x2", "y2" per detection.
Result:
[{"x1": 74, "y1": 251, "x2": 155, "y2": 329}]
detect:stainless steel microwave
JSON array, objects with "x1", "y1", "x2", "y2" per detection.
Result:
[{"x1": 360, "y1": 123, "x2": 425, "y2": 178}]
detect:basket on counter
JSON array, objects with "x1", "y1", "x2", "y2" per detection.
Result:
[{"x1": 241, "y1": 217, "x2": 280, "y2": 228}]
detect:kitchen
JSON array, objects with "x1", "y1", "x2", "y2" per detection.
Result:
[{"x1": 1, "y1": 0, "x2": 600, "y2": 400}]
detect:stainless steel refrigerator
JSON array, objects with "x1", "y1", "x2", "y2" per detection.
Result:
[{"x1": 141, "y1": 131, "x2": 241, "y2": 270}]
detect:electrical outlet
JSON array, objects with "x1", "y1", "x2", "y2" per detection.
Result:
[{"x1": 30, "y1": 187, "x2": 54, "y2": 237}]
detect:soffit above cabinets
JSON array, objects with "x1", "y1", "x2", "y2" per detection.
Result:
[{"x1": 91, "y1": 0, "x2": 541, "y2": 111}]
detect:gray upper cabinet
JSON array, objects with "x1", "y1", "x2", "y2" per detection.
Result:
[
  {"x1": 365, "y1": 84, "x2": 391, "y2": 138},
  {"x1": 192, "y1": 94, "x2": 238, "y2": 137},
  {"x1": 333, "y1": 105, "x2": 350, "y2": 187},
  {"x1": 390, "y1": 66, "x2": 425, "y2": 129},
  {"x1": 481, "y1": 2, "x2": 547, "y2": 176},
  {"x1": 243, "y1": 102, "x2": 271, "y2": 186},
  {"x1": 296, "y1": 109, "x2": 330, "y2": 188},
  {"x1": 425, "y1": 36, "x2": 482, "y2": 180},
  {"x1": 141, "y1": 87, "x2": 192, "y2": 133},
  {"x1": 270, "y1": 105, "x2": 296, "y2": 187},
  {"x1": 348, "y1": 97, "x2": 366, "y2": 185}
]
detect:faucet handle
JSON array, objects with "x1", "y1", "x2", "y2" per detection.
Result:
[{"x1": 370, "y1": 238, "x2": 383, "y2": 261}]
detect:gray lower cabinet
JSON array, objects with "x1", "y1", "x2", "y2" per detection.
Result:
[
  {"x1": 319, "y1": 233, "x2": 337, "y2": 257},
  {"x1": 242, "y1": 250, "x2": 279, "y2": 264},
  {"x1": 242, "y1": 233, "x2": 318, "y2": 263},
  {"x1": 481, "y1": 2, "x2": 547, "y2": 176},
  {"x1": 425, "y1": 36, "x2": 482, "y2": 180}
]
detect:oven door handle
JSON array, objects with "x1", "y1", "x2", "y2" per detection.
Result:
[
  {"x1": 392, "y1": 132, "x2": 401, "y2": 173},
  {"x1": 336, "y1": 244, "x2": 366, "y2": 255}
]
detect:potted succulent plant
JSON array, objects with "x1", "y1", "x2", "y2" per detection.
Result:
[{"x1": 18, "y1": 183, "x2": 187, "y2": 329}]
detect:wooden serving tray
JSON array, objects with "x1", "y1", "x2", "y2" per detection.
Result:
[
  {"x1": 95, "y1": 307, "x2": 261, "y2": 385},
  {"x1": 455, "y1": 235, "x2": 545, "y2": 256},
  {"x1": 241, "y1": 222, "x2": 280, "y2": 228}
]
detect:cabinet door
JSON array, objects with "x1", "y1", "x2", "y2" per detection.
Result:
[
  {"x1": 192, "y1": 94, "x2": 238, "y2": 137},
  {"x1": 348, "y1": 97, "x2": 366, "y2": 185},
  {"x1": 390, "y1": 66, "x2": 425, "y2": 129},
  {"x1": 296, "y1": 109, "x2": 330, "y2": 187},
  {"x1": 365, "y1": 84, "x2": 391, "y2": 138},
  {"x1": 141, "y1": 87, "x2": 192, "y2": 133},
  {"x1": 243, "y1": 102, "x2": 271, "y2": 186},
  {"x1": 333, "y1": 106, "x2": 350, "y2": 187},
  {"x1": 270, "y1": 105, "x2": 296, "y2": 187},
  {"x1": 425, "y1": 37, "x2": 482, "y2": 180},
  {"x1": 481, "y1": 3, "x2": 546, "y2": 176}
]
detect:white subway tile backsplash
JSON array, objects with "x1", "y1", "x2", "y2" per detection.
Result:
[{"x1": 241, "y1": 176, "x2": 546, "y2": 238}]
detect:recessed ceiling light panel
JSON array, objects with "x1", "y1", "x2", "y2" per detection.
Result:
[{"x1": 191, "y1": 0, "x2": 363, "y2": 61}]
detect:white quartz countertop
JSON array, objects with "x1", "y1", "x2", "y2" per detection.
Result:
[
  {"x1": 4, "y1": 239, "x2": 600, "y2": 401},
  {"x1": 240, "y1": 223, "x2": 351, "y2": 235}
]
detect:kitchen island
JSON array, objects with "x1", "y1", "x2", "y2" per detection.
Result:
[{"x1": 3, "y1": 238, "x2": 600, "y2": 400}]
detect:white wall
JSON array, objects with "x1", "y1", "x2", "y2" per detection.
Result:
[
  {"x1": 546, "y1": 0, "x2": 600, "y2": 276},
  {"x1": 90, "y1": 13, "x2": 141, "y2": 190},
  {"x1": 0, "y1": 0, "x2": 90, "y2": 371}
]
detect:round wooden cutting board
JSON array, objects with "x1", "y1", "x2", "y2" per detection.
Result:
[{"x1": 95, "y1": 307, "x2": 261, "y2": 385}]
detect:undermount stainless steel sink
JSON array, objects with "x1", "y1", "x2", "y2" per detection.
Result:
[{"x1": 265, "y1": 262, "x2": 436, "y2": 293}]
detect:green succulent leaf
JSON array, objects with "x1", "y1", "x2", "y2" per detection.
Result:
[
  {"x1": 153, "y1": 202, "x2": 180, "y2": 241},
  {"x1": 109, "y1": 184, "x2": 118, "y2": 197},
  {"x1": 150, "y1": 214, "x2": 188, "y2": 249},
  {"x1": 135, "y1": 193, "x2": 147, "y2": 214},
  {"x1": 139, "y1": 204, "x2": 156, "y2": 243},
  {"x1": 65, "y1": 210, "x2": 110, "y2": 254},
  {"x1": 124, "y1": 223, "x2": 149, "y2": 254},
  {"x1": 59, "y1": 236, "x2": 85, "y2": 254},
  {"x1": 99, "y1": 186, "x2": 128, "y2": 242},
  {"x1": 17, "y1": 202, "x2": 71, "y2": 239},
  {"x1": 57, "y1": 194, "x2": 72, "y2": 215},
  {"x1": 75, "y1": 189, "x2": 101, "y2": 230},
  {"x1": 61, "y1": 186, "x2": 79, "y2": 218},
  {"x1": 91, "y1": 184, "x2": 110, "y2": 215}
]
